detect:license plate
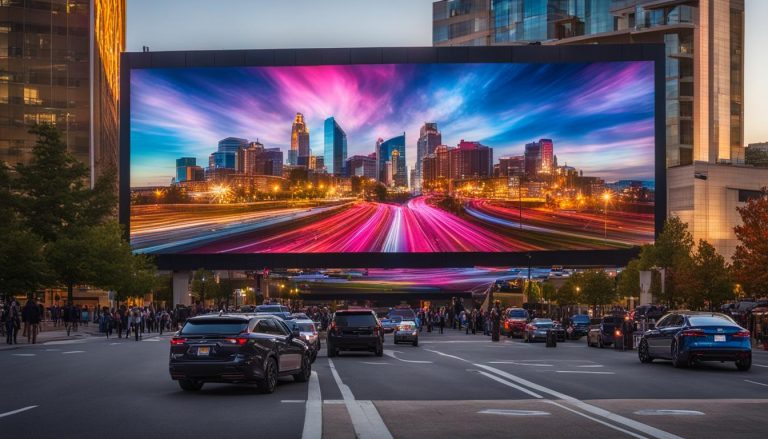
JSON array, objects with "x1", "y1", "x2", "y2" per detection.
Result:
[
  {"x1": 197, "y1": 346, "x2": 210, "y2": 356},
  {"x1": 714, "y1": 335, "x2": 726, "y2": 342}
]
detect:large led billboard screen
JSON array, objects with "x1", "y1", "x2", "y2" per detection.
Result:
[{"x1": 121, "y1": 47, "x2": 664, "y2": 269}]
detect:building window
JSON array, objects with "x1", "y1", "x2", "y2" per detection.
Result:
[
  {"x1": 23, "y1": 87, "x2": 42, "y2": 105},
  {"x1": 738, "y1": 190, "x2": 765, "y2": 203}
]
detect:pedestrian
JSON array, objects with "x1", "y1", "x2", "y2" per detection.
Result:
[
  {"x1": 24, "y1": 297, "x2": 42, "y2": 344},
  {"x1": 438, "y1": 309, "x2": 445, "y2": 334},
  {"x1": 100, "y1": 307, "x2": 113, "y2": 339},
  {"x1": 491, "y1": 300, "x2": 502, "y2": 342},
  {"x1": 132, "y1": 308, "x2": 142, "y2": 341},
  {"x1": 4, "y1": 299, "x2": 21, "y2": 344}
]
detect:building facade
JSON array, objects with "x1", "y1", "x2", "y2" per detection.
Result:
[
  {"x1": 324, "y1": 116, "x2": 347, "y2": 175},
  {"x1": 345, "y1": 154, "x2": 377, "y2": 179},
  {"x1": 0, "y1": 0, "x2": 125, "y2": 183},
  {"x1": 291, "y1": 112, "x2": 310, "y2": 166},
  {"x1": 433, "y1": 0, "x2": 757, "y2": 260},
  {"x1": 422, "y1": 140, "x2": 493, "y2": 189},
  {"x1": 377, "y1": 134, "x2": 407, "y2": 188},
  {"x1": 414, "y1": 122, "x2": 442, "y2": 191}
]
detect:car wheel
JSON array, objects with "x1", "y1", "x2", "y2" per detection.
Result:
[
  {"x1": 258, "y1": 357, "x2": 278, "y2": 394},
  {"x1": 413, "y1": 339, "x2": 418, "y2": 347},
  {"x1": 598, "y1": 336, "x2": 604, "y2": 349},
  {"x1": 671, "y1": 341, "x2": 687, "y2": 368},
  {"x1": 293, "y1": 355, "x2": 311, "y2": 383},
  {"x1": 310, "y1": 350, "x2": 317, "y2": 363},
  {"x1": 375, "y1": 343, "x2": 384, "y2": 357},
  {"x1": 327, "y1": 342, "x2": 336, "y2": 358},
  {"x1": 178, "y1": 379, "x2": 203, "y2": 392},
  {"x1": 638, "y1": 339, "x2": 654, "y2": 363},
  {"x1": 736, "y1": 353, "x2": 752, "y2": 371}
]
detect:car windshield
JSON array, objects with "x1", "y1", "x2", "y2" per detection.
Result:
[
  {"x1": 390, "y1": 316, "x2": 402, "y2": 323},
  {"x1": 688, "y1": 315, "x2": 736, "y2": 326},
  {"x1": 257, "y1": 305, "x2": 288, "y2": 313},
  {"x1": 335, "y1": 313, "x2": 376, "y2": 327},
  {"x1": 571, "y1": 315, "x2": 590, "y2": 323},
  {"x1": 180, "y1": 319, "x2": 248, "y2": 335},
  {"x1": 297, "y1": 322, "x2": 316, "y2": 332},
  {"x1": 389, "y1": 309, "x2": 415, "y2": 319},
  {"x1": 507, "y1": 309, "x2": 527, "y2": 318},
  {"x1": 533, "y1": 322, "x2": 552, "y2": 328},
  {"x1": 399, "y1": 322, "x2": 416, "y2": 330}
]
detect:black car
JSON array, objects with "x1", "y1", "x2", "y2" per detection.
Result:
[
  {"x1": 169, "y1": 314, "x2": 311, "y2": 393},
  {"x1": 587, "y1": 315, "x2": 623, "y2": 348},
  {"x1": 255, "y1": 304, "x2": 293, "y2": 319},
  {"x1": 327, "y1": 309, "x2": 384, "y2": 357},
  {"x1": 567, "y1": 314, "x2": 590, "y2": 339}
]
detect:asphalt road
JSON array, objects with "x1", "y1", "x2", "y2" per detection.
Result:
[{"x1": 1, "y1": 329, "x2": 767, "y2": 439}]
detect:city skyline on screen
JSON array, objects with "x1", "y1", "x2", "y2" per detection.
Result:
[{"x1": 130, "y1": 62, "x2": 654, "y2": 187}]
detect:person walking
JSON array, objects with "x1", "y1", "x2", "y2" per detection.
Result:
[
  {"x1": 4, "y1": 299, "x2": 21, "y2": 344},
  {"x1": 132, "y1": 307, "x2": 142, "y2": 341},
  {"x1": 491, "y1": 301, "x2": 502, "y2": 342},
  {"x1": 24, "y1": 297, "x2": 41, "y2": 344},
  {"x1": 438, "y1": 309, "x2": 445, "y2": 334}
]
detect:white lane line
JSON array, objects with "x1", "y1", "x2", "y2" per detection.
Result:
[
  {"x1": 476, "y1": 371, "x2": 543, "y2": 399},
  {"x1": 578, "y1": 365, "x2": 605, "y2": 368},
  {"x1": 384, "y1": 350, "x2": 432, "y2": 364},
  {"x1": 479, "y1": 409, "x2": 550, "y2": 416},
  {"x1": 283, "y1": 400, "x2": 306, "y2": 403},
  {"x1": 43, "y1": 340, "x2": 86, "y2": 345},
  {"x1": 109, "y1": 343, "x2": 122, "y2": 346},
  {"x1": 11, "y1": 354, "x2": 36, "y2": 357},
  {"x1": 44, "y1": 349, "x2": 60, "y2": 351},
  {"x1": 555, "y1": 371, "x2": 615, "y2": 375},
  {"x1": 323, "y1": 400, "x2": 345, "y2": 405},
  {"x1": 61, "y1": 351, "x2": 85, "y2": 354},
  {"x1": 752, "y1": 363, "x2": 768, "y2": 368},
  {"x1": 301, "y1": 371, "x2": 322, "y2": 439},
  {"x1": 544, "y1": 401, "x2": 648, "y2": 439},
  {"x1": 0, "y1": 406, "x2": 38, "y2": 418},
  {"x1": 327, "y1": 359, "x2": 392, "y2": 439},
  {"x1": 635, "y1": 410, "x2": 704, "y2": 416},
  {"x1": 488, "y1": 361, "x2": 552, "y2": 366},
  {"x1": 425, "y1": 349, "x2": 471, "y2": 363},
  {"x1": 745, "y1": 380, "x2": 768, "y2": 388},
  {"x1": 426, "y1": 349, "x2": 682, "y2": 439},
  {"x1": 361, "y1": 362, "x2": 390, "y2": 365},
  {"x1": 142, "y1": 338, "x2": 160, "y2": 342}
]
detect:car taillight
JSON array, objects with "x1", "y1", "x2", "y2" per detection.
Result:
[
  {"x1": 681, "y1": 329, "x2": 705, "y2": 337},
  {"x1": 733, "y1": 329, "x2": 750, "y2": 338},
  {"x1": 526, "y1": 324, "x2": 535, "y2": 330},
  {"x1": 170, "y1": 337, "x2": 186, "y2": 345},
  {"x1": 614, "y1": 330, "x2": 622, "y2": 337},
  {"x1": 504, "y1": 322, "x2": 510, "y2": 329},
  {"x1": 374, "y1": 326, "x2": 381, "y2": 336},
  {"x1": 225, "y1": 337, "x2": 249, "y2": 345},
  {"x1": 329, "y1": 322, "x2": 336, "y2": 333}
]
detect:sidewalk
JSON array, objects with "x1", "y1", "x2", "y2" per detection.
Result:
[{"x1": 0, "y1": 322, "x2": 101, "y2": 351}]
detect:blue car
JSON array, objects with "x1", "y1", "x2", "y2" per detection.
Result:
[
  {"x1": 567, "y1": 314, "x2": 591, "y2": 339},
  {"x1": 638, "y1": 311, "x2": 751, "y2": 370}
]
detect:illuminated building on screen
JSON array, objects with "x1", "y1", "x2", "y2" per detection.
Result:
[
  {"x1": 0, "y1": 0, "x2": 125, "y2": 185},
  {"x1": 345, "y1": 154, "x2": 377, "y2": 179},
  {"x1": 324, "y1": 117, "x2": 348, "y2": 175},
  {"x1": 422, "y1": 140, "x2": 492, "y2": 189},
  {"x1": 414, "y1": 122, "x2": 442, "y2": 191},
  {"x1": 377, "y1": 134, "x2": 407, "y2": 188},
  {"x1": 291, "y1": 112, "x2": 310, "y2": 166}
]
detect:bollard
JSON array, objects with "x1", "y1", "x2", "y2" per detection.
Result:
[{"x1": 546, "y1": 329, "x2": 557, "y2": 347}]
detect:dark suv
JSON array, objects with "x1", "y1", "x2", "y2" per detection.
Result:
[
  {"x1": 169, "y1": 314, "x2": 310, "y2": 393},
  {"x1": 327, "y1": 309, "x2": 384, "y2": 357}
]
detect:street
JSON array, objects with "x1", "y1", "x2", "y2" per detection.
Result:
[{"x1": 1, "y1": 328, "x2": 767, "y2": 439}]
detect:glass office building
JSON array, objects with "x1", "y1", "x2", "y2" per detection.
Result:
[
  {"x1": 324, "y1": 116, "x2": 347, "y2": 176},
  {"x1": 0, "y1": 0, "x2": 125, "y2": 183}
]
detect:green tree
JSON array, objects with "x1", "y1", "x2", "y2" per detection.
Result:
[
  {"x1": 578, "y1": 270, "x2": 617, "y2": 315},
  {"x1": 732, "y1": 188, "x2": 768, "y2": 297},
  {"x1": 555, "y1": 277, "x2": 581, "y2": 307},
  {"x1": 745, "y1": 147, "x2": 768, "y2": 167},
  {"x1": 374, "y1": 183, "x2": 388, "y2": 201},
  {"x1": 639, "y1": 217, "x2": 695, "y2": 307},
  {"x1": 616, "y1": 259, "x2": 641, "y2": 300},
  {"x1": 190, "y1": 269, "x2": 219, "y2": 304},
  {"x1": 688, "y1": 240, "x2": 733, "y2": 310}
]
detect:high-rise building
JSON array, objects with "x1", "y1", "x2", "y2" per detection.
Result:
[
  {"x1": 496, "y1": 155, "x2": 525, "y2": 177},
  {"x1": 218, "y1": 137, "x2": 248, "y2": 154},
  {"x1": 539, "y1": 138, "x2": 554, "y2": 174},
  {"x1": 422, "y1": 141, "x2": 492, "y2": 187},
  {"x1": 239, "y1": 140, "x2": 283, "y2": 177},
  {"x1": 324, "y1": 117, "x2": 347, "y2": 175},
  {"x1": 433, "y1": 0, "x2": 755, "y2": 260},
  {"x1": 291, "y1": 112, "x2": 310, "y2": 166},
  {"x1": 309, "y1": 155, "x2": 325, "y2": 173},
  {"x1": 524, "y1": 141, "x2": 541, "y2": 178},
  {"x1": 209, "y1": 151, "x2": 236, "y2": 170},
  {"x1": 176, "y1": 157, "x2": 196, "y2": 182},
  {"x1": 1, "y1": 1, "x2": 126, "y2": 184},
  {"x1": 345, "y1": 154, "x2": 377, "y2": 179},
  {"x1": 415, "y1": 122, "x2": 442, "y2": 191},
  {"x1": 377, "y1": 134, "x2": 407, "y2": 188}
]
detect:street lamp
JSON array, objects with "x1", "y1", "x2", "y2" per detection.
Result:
[{"x1": 602, "y1": 191, "x2": 612, "y2": 245}]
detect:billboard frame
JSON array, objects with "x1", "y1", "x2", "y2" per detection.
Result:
[{"x1": 120, "y1": 45, "x2": 666, "y2": 270}]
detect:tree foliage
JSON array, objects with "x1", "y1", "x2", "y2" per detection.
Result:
[
  {"x1": 616, "y1": 259, "x2": 641, "y2": 299},
  {"x1": 638, "y1": 217, "x2": 695, "y2": 307},
  {"x1": 732, "y1": 188, "x2": 768, "y2": 296},
  {"x1": 190, "y1": 269, "x2": 219, "y2": 303},
  {"x1": 688, "y1": 240, "x2": 733, "y2": 310},
  {"x1": 575, "y1": 270, "x2": 617, "y2": 312}
]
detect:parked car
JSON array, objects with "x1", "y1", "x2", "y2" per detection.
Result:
[
  {"x1": 283, "y1": 318, "x2": 321, "y2": 363},
  {"x1": 388, "y1": 307, "x2": 419, "y2": 327},
  {"x1": 503, "y1": 308, "x2": 530, "y2": 338},
  {"x1": 327, "y1": 309, "x2": 384, "y2": 357},
  {"x1": 637, "y1": 311, "x2": 751, "y2": 370},
  {"x1": 380, "y1": 316, "x2": 402, "y2": 333},
  {"x1": 632, "y1": 305, "x2": 667, "y2": 323},
  {"x1": 169, "y1": 314, "x2": 310, "y2": 393},
  {"x1": 587, "y1": 315, "x2": 623, "y2": 348},
  {"x1": 393, "y1": 320, "x2": 419, "y2": 346},
  {"x1": 523, "y1": 318, "x2": 564, "y2": 343},
  {"x1": 567, "y1": 314, "x2": 591, "y2": 339}
]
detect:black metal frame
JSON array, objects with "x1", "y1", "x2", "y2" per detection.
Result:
[{"x1": 119, "y1": 45, "x2": 666, "y2": 270}]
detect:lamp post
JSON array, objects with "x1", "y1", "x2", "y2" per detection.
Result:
[{"x1": 602, "y1": 191, "x2": 611, "y2": 245}]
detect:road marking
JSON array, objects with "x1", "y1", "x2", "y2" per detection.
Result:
[
  {"x1": 61, "y1": 351, "x2": 85, "y2": 354},
  {"x1": 578, "y1": 365, "x2": 605, "y2": 368},
  {"x1": 476, "y1": 371, "x2": 543, "y2": 399},
  {"x1": 109, "y1": 343, "x2": 122, "y2": 346},
  {"x1": 426, "y1": 349, "x2": 682, "y2": 439},
  {"x1": 142, "y1": 337, "x2": 160, "y2": 342},
  {"x1": 282, "y1": 400, "x2": 306, "y2": 403},
  {"x1": 384, "y1": 350, "x2": 432, "y2": 364},
  {"x1": 11, "y1": 354, "x2": 36, "y2": 357},
  {"x1": 488, "y1": 361, "x2": 552, "y2": 366},
  {"x1": 328, "y1": 358, "x2": 392, "y2": 439},
  {"x1": 360, "y1": 362, "x2": 390, "y2": 365},
  {"x1": 478, "y1": 409, "x2": 550, "y2": 416},
  {"x1": 43, "y1": 340, "x2": 86, "y2": 345},
  {"x1": 301, "y1": 371, "x2": 322, "y2": 439},
  {"x1": 555, "y1": 371, "x2": 615, "y2": 375},
  {"x1": 44, "y1": 349, "x2": 60, "y2": 351},
  {"x1": 0, "y1": 406, "x2": 38, "y2": 418},
  {"x1": 425, "y1": 349, "x2": 470, "y2": 363},
  {"x1": 634, "y1": 410, "x2": 704, "y2": 416},
  {"x1": 752, "y1": 363, "x2": 768, "y2": 368},
  {"x1": 544, "y1": 401, "x2": 648, "y2": 439},
  {"x1": 745, "y1": 380, "x2": 768, "y2": 388},
  {"x1": 323, "y1": 400, "x2": 345, "y2": 405}
]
